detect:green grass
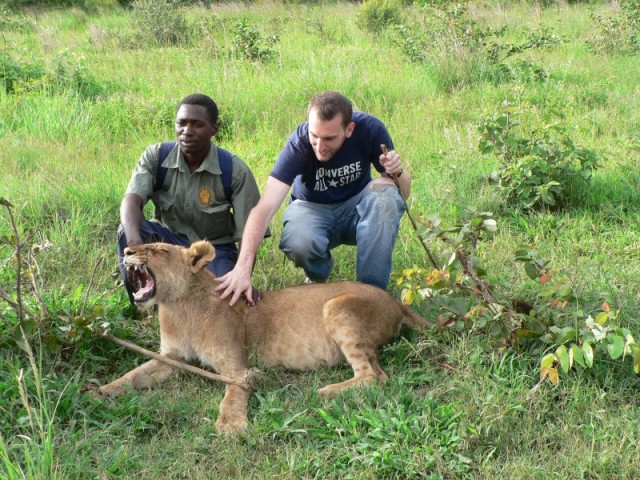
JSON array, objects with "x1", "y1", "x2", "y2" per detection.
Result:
[{"x1": 1, "y1": 1, "x2": 640, "y2": 478}]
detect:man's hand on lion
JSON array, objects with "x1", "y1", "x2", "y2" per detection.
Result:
[{"x1": 215, "y1": 266, "x2": 256, "y2": 306}]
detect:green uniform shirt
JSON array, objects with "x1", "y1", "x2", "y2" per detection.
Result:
[{"x1": 126, "y1": 142, "x2": 263, "y2": 244}]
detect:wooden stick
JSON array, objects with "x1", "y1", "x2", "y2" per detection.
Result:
[
  {"x1": 104, "y1": 333, "x2": 253, "y2": 391},
  {"x1": 381, "y1": 144, "x2": 439, "y2": 269}
]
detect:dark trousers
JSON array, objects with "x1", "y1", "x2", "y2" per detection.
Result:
[{"x1": 117, "y1": 221, "x2": 238, "y2": 305}]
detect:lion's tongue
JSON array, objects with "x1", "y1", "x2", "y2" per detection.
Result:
[
  {"x1": 133, "y1": 284, "x2": 153, "y2": 301},
  {"x1": 133, "y1": 272, "x2": 155, "y2": 301}
]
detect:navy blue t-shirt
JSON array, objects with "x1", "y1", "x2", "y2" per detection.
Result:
[{"x1": 270, "y1": 111, "x2": 394, "y2": 204}]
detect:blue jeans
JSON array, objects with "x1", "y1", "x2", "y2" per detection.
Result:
[
  {"x1": 117, "y1": 221, "x2": 238, "y2": 305},
  {"x1": 279, "y1": 184, "x2": 405, "y2": 290}
]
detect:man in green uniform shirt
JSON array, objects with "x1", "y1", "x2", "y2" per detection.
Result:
[{"x1": 117, "y1": 93, "x2": 263, "y2": 305}]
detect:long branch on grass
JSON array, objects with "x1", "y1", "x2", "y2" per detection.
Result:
[
  {"x1": 381, "y1": 144, "x2": 439, "y2": 269},
  {"x1": 104, "y1": 333, "x2": 254, "y2": 391}
]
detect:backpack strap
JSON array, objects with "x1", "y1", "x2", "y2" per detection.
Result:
[
  {"x1": 154, "y1": 141, "x2": 176, "y2": 192},
  {"x1": 154, "y1": 142, "x2": 233, "y2": 203},
  {"x1": 216, "y1": 146, "x2": 233, "y2": 202}
]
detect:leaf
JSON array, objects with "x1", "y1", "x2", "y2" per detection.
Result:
[
  {"x1": 540, "y1": 353, "x2": 556, "y2": 369},
  {"x1": 402, "y1": 289, "x2": 414, "y2": 305},
  {"x1": 601, "y1": 301, "x2": 610, "y2": 312},
  {"x1": 547, "y1": 367, "x2": 559, "y2": 385},
  {"x1": 480, "y1": 143, "x2": 493, "y2": 155},
  {"x1": 496, "y1": 115, "x2": 509, "y2": 127},
  {"x1": 557, "y1": 285, "x2": 573, "y2": 298},
  {"x1": 633, "y1": 346, "x2": 640, "y2": 375},
  {"x1": 571, "y1": 344, "x2": 585, "y2": 368},
  {"x1": 483, "y1": 219, "x2": 497, "y2": 232},
  {"x1": 595, "y1": 312, "x2": 608, "y2": 325},
  {"x1": 556, "y1": 345, "x2": 570, "y2": 373},
  {"x1": 539, "y1": 273, "x2": 551, "y2": 285},
  {"x1": 582, "y1": 342, "x2": 594, "y2": 368},
  {"x1": 607, "y1": 335, "x2": 625, "y2": 360},
  {"x1": 540, "y1": 285, "x2": 557, "y2": 299},
  {"x1": 554, "y1": 327, "x2": 577, "y2": 346},
  {"x1": 540, "y1": 367, "x2": 550, "y2": 380},
  {"x1": 524, "y1": 263, "x2": 539, "y2": 280},
  {"x1": 426, "y1": 214, "x2": 441, "y2": 227}
]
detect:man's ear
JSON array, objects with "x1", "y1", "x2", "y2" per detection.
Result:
[
  {"x1": 188, "y1": 241, "x2": 215, "y2": 272},
  {"x1": 345, "y1": 121, "x2": 355, "y2": 138},
  {"x1": 211, "y1": 123, "x2": 220, "y2": 136}
]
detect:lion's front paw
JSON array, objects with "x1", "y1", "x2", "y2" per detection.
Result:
[
  {"x1": 81, "y1": 384, "x2": 107, "y2": 400},
  {"x1": 216, "y1": 415, "x2": 248, "y2": 434}
]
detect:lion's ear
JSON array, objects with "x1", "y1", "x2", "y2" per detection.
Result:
[{"x1": 188, "y1": 241, "x2": 215, "y2": 272}]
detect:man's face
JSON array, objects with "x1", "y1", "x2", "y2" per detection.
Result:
[
  {"x1": 175, "y1": 104, "x2": 218, "y2": 158},
  {"x1": 308, "y1": 109, "x2": 355, "y2": 162}
]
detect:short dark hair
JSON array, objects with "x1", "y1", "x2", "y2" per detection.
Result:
[
  {"x1": 308, "y1": 91, "x2": 353, "y2": 128},
  {"x1": 178, "y1": 93, "x2": 219, "y2": 124}
]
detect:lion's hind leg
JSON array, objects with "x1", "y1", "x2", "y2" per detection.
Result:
[
  {"x1": 318, "y1": 294, "x2": 388, "y2": 398},
  {"x1": 317, "y1": 342, "x2": 381, "y2": 398}
]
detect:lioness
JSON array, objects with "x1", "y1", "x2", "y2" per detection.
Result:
[{"x1": 97, "y1": 241, "x2": 430, "y2": 433}]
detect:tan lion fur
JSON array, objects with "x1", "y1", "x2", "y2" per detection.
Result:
[{"x1": 97, "y1": 241, "x2": 430, "y2": 434}]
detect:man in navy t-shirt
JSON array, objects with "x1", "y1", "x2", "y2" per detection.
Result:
[{"x1": 216, "y1": 91, "x2": 412, "y2": 306}]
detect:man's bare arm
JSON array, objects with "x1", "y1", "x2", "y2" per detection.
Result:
[
  {"x1": 215, "y1": 176, "x2": 291, "y2": 306},
  {"x1": 120, "y1": 193, "x2": 145, "y2": 246},
  {"x1": 379, "y1": 149, "x2": 412, "y2": 200}
]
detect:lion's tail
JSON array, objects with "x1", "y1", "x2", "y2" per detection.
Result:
[{"x1": 398, "y1": 300, "x2": 434, "y2": 329}]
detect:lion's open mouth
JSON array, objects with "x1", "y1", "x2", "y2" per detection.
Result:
[{"x1": 126, "y1": 263, "x2": 156, "y2": 303}]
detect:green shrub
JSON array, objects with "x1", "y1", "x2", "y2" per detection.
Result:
[
  {"x1": 0, "y1": 52, "x2": 46, "y2": 94},
  {"x1": 0, "y1": 6, "x2": 35, "y2": 31},
  {"x1": 0, "y1": 50, "x2": 105, "y2": 98},
  {"x1": 232, "y1": 19, "x2": 279, "y2": 63},
  {"x1": 490, "y1": 60, "x2": 549, "y2": 84},
  {"x1": 50, "y1": 50, "x2": 106, "y2": 98},
  {"x1": 119, "y1": 0, "x2": 193, "y2": 48},
  {"x1": 588, "y1": 0, "x2": 640, "y2": 55},
  {"x1": 478, "y1": 103, "x2": 602, "y2": 210},
  {"x1": 357, "y1": 0, "x2": 404, "y2": 34}
]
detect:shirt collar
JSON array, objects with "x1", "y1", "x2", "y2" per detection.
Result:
[{"x1": 164, "y1": 141, "x2": 220, "y2": 174}]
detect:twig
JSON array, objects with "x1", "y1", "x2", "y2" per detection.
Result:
[
  {"x1": 104, "y1": 333, "x2": 254, "y2": 391},
  {"x1": 81, "y1": 256, "x2": 103, "y2": 317},
  {"x1": 381, "y1": 144, "x2": 439, "y2": 269},
  {"x1": 1, "y1": 199, "x2": 24, "y2": 322},
  {"x1": 26, "y1": 247, "x2": 50, "y2": 320}
]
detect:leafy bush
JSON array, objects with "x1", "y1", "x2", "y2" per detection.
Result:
[
  {"x1": 490, "y1": 60, "x2": 549, "y2": 84},
  {"x1": 0, "y1": 52, "x2": 46, "y2": 94},
  {"x1": 232, "y1": 19, "x2": 279, "y2": 63},
  {"x1": 118, "y1": 0, "x2": 193, "y2": 48},
  {"x1": 0, "y1": 50, "x2": 105, "y2": 98},
  {"x1": 478, "y1": 102, "x2": 602, "y2": 210},
  {"x1": 357, "y1": 0, "x2": 404, "y2": 34},
  {"x1": 588, "y1": 0, "x2": 640, "y2": 55},
  {"x1": 395, "y1": 210, "x2": 640, "y2": 385},
  {"x1": 50, "y1": 50, "x2": 106, "y2": 98},
  {"x1": 386, "y1": 5, "x2": 561, "y2": 90},
  {"x1": 0, "y1": 6, "x2": 35, "y2": 31},
  {"x1": 4, "y1": 0, "x2": 118, "y2": 10}
]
